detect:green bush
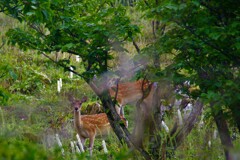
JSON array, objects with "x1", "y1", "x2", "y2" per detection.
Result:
[{"x1": 0, "y1": 138, "x2": 58, "y2": 160}]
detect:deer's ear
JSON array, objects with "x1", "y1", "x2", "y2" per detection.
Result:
[{"x1": 81, "y1": 96, "x2": 88, "y2": 102}]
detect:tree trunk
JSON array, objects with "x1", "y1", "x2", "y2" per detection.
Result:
[
  {"x1": 229, "y1": 103, "x2": 240, "y2": 133},
  {"x1": 149, "y1": 84, "x2": 162, "y2": 159},
  {"x1": 213, "y1": 107, "x2": 233, "y2": 160}
]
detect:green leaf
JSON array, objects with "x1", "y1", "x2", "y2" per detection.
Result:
[
  {"x1": 62, "y1": 43, "x2": 74, "y2": 51},
  {"x1": 234, "y1": 42, "x2": 240, "y2": 50},
  {"x1": 31, "y1": 5, "x2": 37, "y2": 10},
  {"x1": 164, "y1": 3, "x2": 178, "y2": 11},
  {"x1": 9, "y1": 70, "x2": 18, "y2": 80},
  {"x1": 26, "y1": 12, "x2": 35, "y2": 16},
  {"x1": 0, "y1": 88, "x2": 10, "y2": 105},
  {"x1": 209, "y1": 32, "x2": 221, "y2": 40}
]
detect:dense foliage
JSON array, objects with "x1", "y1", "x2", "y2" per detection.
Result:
[
  {"x1": 1, "y1": 0, "x2": 140, "y2": 80},
  {"x1": 137, "y1": 1, "x2": 240, "y2": 158}
]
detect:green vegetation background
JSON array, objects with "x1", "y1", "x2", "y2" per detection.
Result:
[{"x1": 0, "y1": 1, "x2": 240, "y2": 159}]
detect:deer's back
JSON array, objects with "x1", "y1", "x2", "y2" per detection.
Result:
[{"x1": 80, "y1": 113, "x2": 111, "y2": 137}]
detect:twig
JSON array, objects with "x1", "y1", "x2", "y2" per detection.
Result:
[
  {"x1": 132, "y1": 37, "x2": 140, "y2": 54},
  {"x1": 41, "y1": 52, "x2": 87, "y2": 79},
  {"x1": 0, "y1": 42, "x2": 5, "y2": 50}
]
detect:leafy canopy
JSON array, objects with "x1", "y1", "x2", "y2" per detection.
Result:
[
  {"x1": 2, "y1": 0, "x2": 140, "y2": 80},
  {"x1": 138, "y1": 0, "x2": 240, "y2": 109}
]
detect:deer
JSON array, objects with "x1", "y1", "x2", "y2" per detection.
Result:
[
  {"x1": 69, "y1": 95, "x2": 127, "y2": 155},
  {"x1": 108, "y1": 79, "x2": 191, "y2": 117},
  {"x1": 108, "y1": 78, "x2": 192, "y2": 147},
  {"x1": 108, "y1": 79, "x2": 153, "y2": 117}
]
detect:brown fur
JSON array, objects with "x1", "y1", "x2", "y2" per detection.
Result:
[
  {"x1": 109, "y1": 80, "x2": 152, "y2": 106},
  {"x1": 69, "y1": 96, "x2": 127, "y2": 155}
]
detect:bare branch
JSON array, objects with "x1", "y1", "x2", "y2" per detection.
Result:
[
  {"x1": 29, "y1": 23, "x2": 46, "y2": 37},
  {"x1": 41, "y1": 52, "x2": 86, "y2": 79},
  {"x1": 0, "y1": 41, "x2": 5, "y2": 49},
  {"x1": 132, "y1": 37, "x2": 140, "y2": 54}
]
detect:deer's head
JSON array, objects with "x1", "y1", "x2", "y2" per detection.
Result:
[{"x1": 69, "y1": 96, "x2": 88, "y2": 111}]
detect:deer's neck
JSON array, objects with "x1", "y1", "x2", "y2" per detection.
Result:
[{"x1": 74, "y1": 110, "x2": 82, "y2": 128}]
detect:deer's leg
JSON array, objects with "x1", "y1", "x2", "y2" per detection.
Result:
[
  {"x1": 76, "y1": 134, "x2": 86, "y2": 152},
  {"x1": 80, "y1": 136, "x2": 86, "y2": 151},
  {"x1": 120, "y1": 105, "x2": 125, "y2": 118},
  {"x1": 89, "y1": 135, "x2": 95, "y2": 156},
  {"x1": 80, "y1": 136, "x2": 86, "y2": 146}
]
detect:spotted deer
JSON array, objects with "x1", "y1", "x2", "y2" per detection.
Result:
[
  {"x1": 109, "y1": 79, "x2": 153, "y2": 117},
  {"x1": 69, "y1": 96, "x2": 127, "y2": 155},
  {"x1": 109, "y1": 79, "x2": 191, "y2": 118}
]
